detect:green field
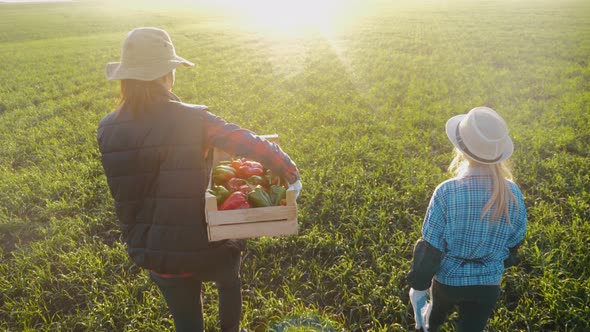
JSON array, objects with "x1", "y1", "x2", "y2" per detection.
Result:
[{"x1": 0, "y1": 0, "x2": 589, "y2": 331}]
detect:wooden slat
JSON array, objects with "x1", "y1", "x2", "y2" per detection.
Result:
[
  {"x1": 207, "y1": 205, "x2": 296, "y2": 226},
  {"x1": 208, "y1": 219, "x2": 297, "y2": 241},
  {"x1": 260, "y1": 134, "x2": 279, "y2": 142},
  {"x1": 286, "y1": 187, "x2": 295, "y2": 206},
  {"x1": 205, "y1": 192, "x2": 218, "y2": 212}
]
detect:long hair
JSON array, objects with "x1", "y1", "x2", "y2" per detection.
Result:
[
  {"x1": 118, "y1": 76, "x2": 174, "y2": 115},
  {"x1": 448, "y1": 148, "x2": 517, "y2": 223}
]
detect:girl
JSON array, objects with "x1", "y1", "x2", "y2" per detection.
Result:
[{"x1": 407, "y1": 107, "x2": 527, "y2": 332}]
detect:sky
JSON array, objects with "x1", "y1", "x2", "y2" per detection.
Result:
[
  {"x1": 0, "y1": 0, "x2": 73, "y2": 2},
  {"x1": 0, "y1": 0, "x2": 369, "y2": 39}
]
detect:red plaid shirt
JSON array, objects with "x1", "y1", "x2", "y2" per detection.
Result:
[{"x1": 205, "y1": 110, "x2": 300, "y2": 184}]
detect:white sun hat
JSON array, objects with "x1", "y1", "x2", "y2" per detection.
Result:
[
  {"x1": 105, "y1": 27, "x2": 194, "y2": 81},
  {"x1": 445, "y1": 106, "x2": 514, "y2": 164}
]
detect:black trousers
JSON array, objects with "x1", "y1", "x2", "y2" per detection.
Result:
[
  {"x1": 428, "y1": 279, "x2": 501, "y2": 332},
  {"x1": 150, "y1": 253, "x2": 242, "y2": 332}
]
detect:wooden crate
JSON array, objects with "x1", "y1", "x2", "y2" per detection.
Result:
[{"x1": 205, "y1": 135, "x2": 298, "y2": 241}]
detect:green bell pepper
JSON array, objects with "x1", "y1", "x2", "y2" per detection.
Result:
[
  {"x1": 213, "y1": 165, "x2": 236, "y2": 185},
  {"x1": 247, "y1": 175, "x2": 266, "y2": 186},
  {"x1": 208, "y1": 185, "x2": 230, "y2": 205},
  {"x1": 269, "y1": 185, "x2": 287, "y2": 206},
  {"x1": 247, "y1": 185, "x2": 273, "y2": 208}
]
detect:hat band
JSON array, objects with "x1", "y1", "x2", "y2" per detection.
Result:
[{"x1": 455, "y1": 125, "x2": 502, "y2": 164}]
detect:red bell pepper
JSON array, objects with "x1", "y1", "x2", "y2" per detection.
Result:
[
  {"x1": 238, "y1": 184, "x2": 253, "y2": 194},
  {"x1": 230, "y1": 159, "x2": 244, "y2": 170},
  {"x1": 231, "y1": 160, "x2": 263, "y2": 178},
  {"x1": 242, "y1": 160, "x2": 263, "y2": 169},
  {"x1": 227, "y1": 178, "x2": 247, "y2": 192},
  {"x1": 219, "y1": 192, "x2": 251, "y2": 210},
  {"x1": 237, "y1": 165, "x2": 264, "y2": 179}
]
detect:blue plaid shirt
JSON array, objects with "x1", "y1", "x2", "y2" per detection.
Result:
[{"x1": 422, "y1": 167, "x2": 527, "y2": 286}]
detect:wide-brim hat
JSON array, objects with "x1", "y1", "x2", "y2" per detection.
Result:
[
  {"x1": 106, "y1": 27, "x2": 194, "y2": 81},
  {"x1": 445, "y1": 107, "x2": 514, "y2": 164}
]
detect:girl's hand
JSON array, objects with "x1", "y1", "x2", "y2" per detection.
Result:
[{"x1": 409, "y1": 288, "x2": 430, "y2": 331}]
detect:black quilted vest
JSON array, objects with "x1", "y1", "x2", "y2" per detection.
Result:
[{"x1": 97, "y1": 101, "x2": 235, "y2": 274}]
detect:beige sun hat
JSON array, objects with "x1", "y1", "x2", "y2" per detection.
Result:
[
  {"x1": 445, "y1": 106, "x2": 514, "y2": 164},
  {"x1": 106, "y1": 27, "x2": 194, "y2": 81}
]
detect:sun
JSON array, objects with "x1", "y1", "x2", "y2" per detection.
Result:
[
  {"x1": 240, "y1": 0, "x2": 333, "y2": 32},
  {"x1": 221, "y1": 0, "x2": 354, "y2": 37},
  {"x1": 184, "y1": 0, "x2": 368, "y2": 80}
]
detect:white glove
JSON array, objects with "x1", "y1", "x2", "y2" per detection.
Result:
[
  {"x1": 289, "y1": 180, "x2": 302, "y2": 200},
  {"x1": 422, "y1": 299, "x2": 432, "y2": 331},
  {"x1": 409, "y1": 288, "x2": 431, "y2": 331}
]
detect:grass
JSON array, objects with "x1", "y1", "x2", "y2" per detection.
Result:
[{"x1": 0, "y1": 0, "x2": 589, "y2": 331}]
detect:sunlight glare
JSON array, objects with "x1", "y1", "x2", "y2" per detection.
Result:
[{"x1": 226, "y1": 0, "x2": 345, "y2": 37}]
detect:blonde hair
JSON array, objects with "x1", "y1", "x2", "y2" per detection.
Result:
[{"x1": 448, "y1": 148, "x2": 517, "y2": 223}]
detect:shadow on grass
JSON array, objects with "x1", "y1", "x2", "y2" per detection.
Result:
[{"x1": 0, "y1": 221, "x2": 43, "y2": 259}]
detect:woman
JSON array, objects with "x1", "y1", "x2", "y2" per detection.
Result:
[
  {"x1": 97, "y1": 27, "x2": 301, "y2": 332},
  {"x1": 407, "y1": 107, "x2": 527, "y2": 332}
]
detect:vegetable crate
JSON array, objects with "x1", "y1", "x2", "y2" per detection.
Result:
[{"x1": 205, "y1": 134, "x2": 298, "y2": 241}]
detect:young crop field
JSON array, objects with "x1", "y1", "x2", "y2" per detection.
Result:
[{"x1": 0, "y1": 0, "x2": 589, "y2": 331}]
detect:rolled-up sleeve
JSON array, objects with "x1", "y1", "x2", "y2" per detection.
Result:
[{"x1": 407, "y1": 238, "x2": 443, "y2": 290}]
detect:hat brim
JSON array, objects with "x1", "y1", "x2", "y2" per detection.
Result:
[
  {"x1": 106, "y1": 56, "x2": 194, "y2": 81},
  {"x1": 445, "y1": 114, "x2": 514, "y2": 164}
]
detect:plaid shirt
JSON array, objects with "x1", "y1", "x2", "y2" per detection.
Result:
[
  {"x1": 204, "y1": 109, "x2": 300, "y2": 184},
  {"x1": 422, "y1": 167, "x2": 527, "y2": 286}
]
